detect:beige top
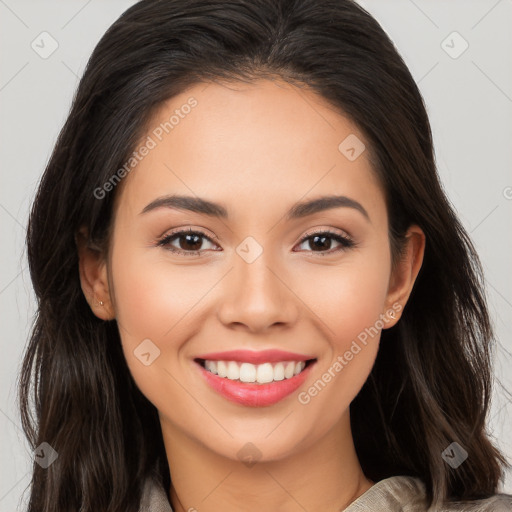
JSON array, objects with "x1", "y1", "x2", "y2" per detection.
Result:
[{"x1": 138, "y1": 473, "x2": 512, "y2": 511}]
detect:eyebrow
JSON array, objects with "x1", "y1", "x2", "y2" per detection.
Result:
[{"x1": 140, "y1": 194, "x2": 370, "y2": 222}]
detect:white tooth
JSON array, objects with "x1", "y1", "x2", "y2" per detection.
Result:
[
  {"x1": 205, "y1": 360, "x2": 218, "y2": 374},
  {"x1": 273, "y1": 362, "x2": 285, "y2": 381},
  {"x1": 227, "y1": 361, "x2": 240, "y2": 380},
  {"x1": 239, "y1": 362, "x2": 257, "y2": 383},
  {"x1": 256, "y1": 362, "x2": 274, "y2": 384},
  {"x1": 211, "y1": 359, "x2": 307, "y2": 382},
  {"x1": 217, "y1": 360, "x2": 227, "y2": 378},
  {"x1": 284, "y1": 361, "x2": 295, "y2": 379}
]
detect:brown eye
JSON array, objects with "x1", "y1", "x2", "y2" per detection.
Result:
[
  {"x1": 296, "y1": 230, "x2": 354, "y2": 254},
  {"x1": 157, "y1": 229, "x2": 219, "y2": 256},
  {"x1": 174, "y1": 232, "x2": 203, "y2": 251}
]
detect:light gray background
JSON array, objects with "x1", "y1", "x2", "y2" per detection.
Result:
[{"x1": 1, "y1": 1, "x2": 511, "y2": 510}]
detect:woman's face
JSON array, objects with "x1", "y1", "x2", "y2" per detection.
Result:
[{"x1": 100, "y1": 79, "x2": 421, "y2": 462}]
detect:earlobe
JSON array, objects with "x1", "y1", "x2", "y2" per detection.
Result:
[
  {"x1": 382, "y1": 225, "x2": 425, "y2": 329},
  {"x1": 75, "y1": 228, "x2": 115, "y2": 320}
]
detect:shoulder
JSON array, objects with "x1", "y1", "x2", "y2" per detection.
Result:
[
  {"x1": 342, "y1": 475, "x2": 512, "y2": 512},
  {"x1": 139, "y1": 472, "x2": 173, "y2": 512},
  {"x1": 439, "y1": 492, "x2": 512, "y2": 511},
  {"x1": 137, "y1": 471, "x2": 512, "y2": 512},
  {"x1": 342, "y1": 476, "x2": 428, "y2": 511}
]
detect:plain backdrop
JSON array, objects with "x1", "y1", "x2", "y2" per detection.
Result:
[{"x1": 1, "y1": 1, "x2": 511, "y2": 510}]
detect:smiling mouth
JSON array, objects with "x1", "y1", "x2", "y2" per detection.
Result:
[{"x1": 195, "y1": 358, "x2": 317, "y2": 385}]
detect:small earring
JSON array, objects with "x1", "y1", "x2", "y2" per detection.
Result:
[{"x1": 93, "y1": 297, "x2": 104, "y2": 307}]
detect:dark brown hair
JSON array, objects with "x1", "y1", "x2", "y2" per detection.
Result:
[{"x1": 19, "y1": 0, "x2": 509, "y2": 510}]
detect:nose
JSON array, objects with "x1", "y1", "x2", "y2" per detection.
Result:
[{"x1": 217, "y1": 252, "x2": 299, "y2": 334}]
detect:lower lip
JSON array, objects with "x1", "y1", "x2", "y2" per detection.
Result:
[{"x1": 197, "y1": 361, "x2": 315, "y2": 407}]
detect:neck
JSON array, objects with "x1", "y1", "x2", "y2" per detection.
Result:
[{"x1": 161, "y1": 411, "x2": 374, "y2": 512}]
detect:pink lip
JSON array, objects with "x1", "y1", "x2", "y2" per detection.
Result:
[
  {"x1": 195, "y1": 360, "x2": 316, "y2": 407},
  {"x1": 195, "y1": 349, "x2": 314, "y2": 364}
]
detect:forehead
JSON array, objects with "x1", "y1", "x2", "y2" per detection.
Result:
[{"x1": 114, "y1": 79, "x2": 385, "y2": 223}]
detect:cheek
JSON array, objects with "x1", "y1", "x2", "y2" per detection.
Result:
[
  {"x1": 108, "y1": 243, "x2": 211, "y2": 402},
  {"x1": 295, "y1": 244, "x2": 391, "y2": 352},
  {"x1": 292, "y1": 246, "x2": 390, "y2": 417},
  {"x1": 111, "y1": 247, "x2": 211, "y2": 344}
]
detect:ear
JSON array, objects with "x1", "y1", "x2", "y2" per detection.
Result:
[
  {"x1": 382, "y1": 225, "x2": 425, "y2": 328},
  {"x1": 75, "y1": 227, "x2": 115, "y2": 320}
]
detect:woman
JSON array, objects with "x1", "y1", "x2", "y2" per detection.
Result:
[{"x1": 19, "y1": 0, "x2": 511, "y2": 511}]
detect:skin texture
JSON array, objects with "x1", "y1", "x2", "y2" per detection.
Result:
[{"x1": 78, "y1": 79, "x2": 425, "y2": 512}]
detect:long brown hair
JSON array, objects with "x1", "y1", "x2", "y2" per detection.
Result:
[{"x1": 19, "y1": 0, "x2": 509, "y2": 510}]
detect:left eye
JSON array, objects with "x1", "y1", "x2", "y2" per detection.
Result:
[
  {"x1": 296, "y1": 230, "x2": 354, "y2": 253},
  {"x1": 156, "y1": 229, "x2": 354, "y2": 256}
]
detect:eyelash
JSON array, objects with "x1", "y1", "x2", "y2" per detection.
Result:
[{"x1": 156, "y1": 227, "x2": 356, "y2": 257}]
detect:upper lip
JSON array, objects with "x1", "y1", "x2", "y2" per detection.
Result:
[{"x1": 195, "y1": 349, "x2": 315, "y2": 364}]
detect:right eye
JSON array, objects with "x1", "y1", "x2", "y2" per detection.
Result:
[{"x1": 157, "y1": 228, "x2": 221, "y2": 257}]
